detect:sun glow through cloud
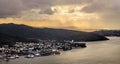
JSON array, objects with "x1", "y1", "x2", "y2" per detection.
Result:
[{"x1": 0, "y1": 0, "x2": 120, "y2": 31}]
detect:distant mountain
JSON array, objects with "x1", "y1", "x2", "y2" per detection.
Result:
[
  {"x1": 94, "y1": 30, "x2": 120, "y2": 37},
  {"x1": 0, "y1": 23, "x2": 108, "y2": 42}
]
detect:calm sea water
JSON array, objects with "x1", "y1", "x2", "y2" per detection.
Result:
[{"x1": 0, "y1": 37, "x2": 120, "y2": 64}]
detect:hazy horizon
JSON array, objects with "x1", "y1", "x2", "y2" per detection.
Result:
[
  {"x1": 1, "y1": 23, "x2": 120, "y2": 32},
  {"x1": 0, "y1": 0, "x2": 120, "y2": 31}
]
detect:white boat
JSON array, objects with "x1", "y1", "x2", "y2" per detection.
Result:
[
  {"x1": 9, "y1": 56, "x2": 16, "y2": 59},
  {"x1": 25, "y1": 54, "x2": 34, "y2": 58},
  {"x1": 52, "y1": 49, "x2": 60, "y2": 55},
  {"x1": 34, "y1": 53, "x2": 40, "y2": 57},
  {"x1": 15, "y1": 55, "x2": 19, "y2": 58}
]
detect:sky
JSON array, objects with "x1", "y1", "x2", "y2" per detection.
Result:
[{"x1": 0, "y1": 0, "x2": 120, "y2": 31}]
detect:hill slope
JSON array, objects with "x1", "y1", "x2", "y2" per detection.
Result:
[
  {"x1": 0, "y1": 32, "x2": 24, "y2": 46},
  {"x1": 0, "y1": 32, "x2": 39, "y2": 46},
  {"x1": 94, "y1": 30, "x2": 120, "y2": 37},
  {"x1": 0, "y1": 23, "x2": 108, "y2": 41}
]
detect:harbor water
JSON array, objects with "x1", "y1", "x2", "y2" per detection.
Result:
[{"x1": 0, "y1": 37, "x2": 120, "y2": 64}]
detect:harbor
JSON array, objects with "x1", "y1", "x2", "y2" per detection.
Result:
[
  {"x1": 0, "y1": 37, "x2": 120, "y2": 64},
  {"x1": 0, "y1": 40, "x2": 86, "y2": 61}
]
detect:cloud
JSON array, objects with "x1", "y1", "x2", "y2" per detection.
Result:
[
  {"x1": 81, "y1": 0, "x2": 120, "y2": 22},
  {"x1": 0, "y1": 0, "x2": 25, "y2": 18},
  {"x1": 0, "y1": 0, "x2": 92, "y2": 18},
  {"x1": 81, "y1": 0, "x2": 120, "y2": 13},
  {"x1": 0, "y1": 0, "x2": 120, "y2": 30},
  {"x1": 39, "y1": 8, "x2": 54, "y2": 15},
  {"x1": 0, "y1": 0, "x2": 119, "y2": 20}
]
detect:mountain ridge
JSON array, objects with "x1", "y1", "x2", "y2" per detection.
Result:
[
  {"x1": 0, "y1": 23, "x2": 108, "y2": 42},
  {"x1": 94, "y1": 30, "x2": 120, "y2": 37}
]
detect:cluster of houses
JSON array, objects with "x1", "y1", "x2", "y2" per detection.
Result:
[{"x1": 0, "y1": 40, "x2": 86, "y2": 61}]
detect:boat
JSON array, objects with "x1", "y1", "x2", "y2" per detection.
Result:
[
  {"x1": 52, "y1": 49, "x2": 60, "y2": 55},
  {"x1": 25, "y1": 54, "x2": 34, "y2": 58},
  {"x1": 9, "y1": 56, "x2": 16, "y2": 59},
  {"x1": 3, "y1": 58, "x2": 10, "y2": 61},
  {"x1": 15, "y1": 55, "x2": 19, "y2": 58},
  {"x1": 3, "y1": 56, "x2": 10, "y2": 61},
  {"x1": 34, "y1": 53, "x2": 40, "y2": 57}
]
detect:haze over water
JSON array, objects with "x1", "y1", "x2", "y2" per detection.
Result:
[{"x1": 0, "y1": 37, "x2": 120, "y2": 64}]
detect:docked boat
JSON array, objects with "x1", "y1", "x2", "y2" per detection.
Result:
[
  {"x1": 9, "y1": 56, "x2": 16, "y2": 59},
  {"x1": 52, "y1": 49, "x2": 60, "y2": 55},
  {"x1": 3, "y1": 58, "x2": 10, "y2": 61},
  {"x1": 34, "y1": 53, "x2": 40, "y2": 57},
  {"x1": 15, "y1": 55, "x2": 19, "y2": 58},
  {"x1": 25, "y1": 54, "x2": 34, "y2": 58}
]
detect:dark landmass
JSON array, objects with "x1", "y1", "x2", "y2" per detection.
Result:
[
  {"x1": 0, "y1": 23, "x2": 108, "y2": 46},
  {"x1": 0, "y1": 32, "x2": 24, "y2": 46},
  {"x1": 94, "y1": 30, "x2": 120, "y2": 37},
  {"x1": 0, "y1": 32, "x2": 38, "y2": 46}
]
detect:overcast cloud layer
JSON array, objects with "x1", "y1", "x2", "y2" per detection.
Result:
[
  {"x1": 0, "y1": 0, "x2": 120, "y2": 30},
  {"x1": 0, "y1": 0, "x2": 120, "y2": 18},
  {"x1": 0, "y1": 0, "x2": 92, "y2": 17}
]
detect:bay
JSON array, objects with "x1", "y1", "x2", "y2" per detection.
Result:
[{"x1": 0, "y1": 37, "x2": 120, "y2": 64}]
